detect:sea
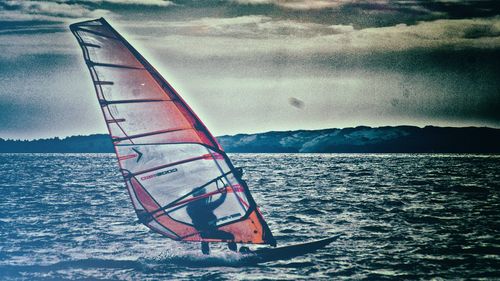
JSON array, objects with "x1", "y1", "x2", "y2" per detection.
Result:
[{"x1": 0, "y1": 153, "x2": 498, "y2": 280}]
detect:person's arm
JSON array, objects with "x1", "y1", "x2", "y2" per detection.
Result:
[{"x1": 208, "y1": 188, "x2": 227, "y2": 210}]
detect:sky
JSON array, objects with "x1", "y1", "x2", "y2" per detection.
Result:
[{"x1": 0, "y1": 0, "x2": 499, "y2": 139}]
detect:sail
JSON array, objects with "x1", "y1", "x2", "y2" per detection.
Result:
[{"x1": 70, "y1": 18, "x2": 276, "y2": 246}]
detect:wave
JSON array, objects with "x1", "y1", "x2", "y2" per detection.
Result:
[{"x1": 0, "y1": 250, "x2": 262, "y2": 276}]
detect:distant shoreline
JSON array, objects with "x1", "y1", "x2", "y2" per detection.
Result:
[{"x1": 1, "y1": 126, "x2": 499, "y2": 153}]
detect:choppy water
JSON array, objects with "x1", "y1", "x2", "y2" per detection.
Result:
[{"x1": 0, "y1": 153, "x2": 499, "y2": 280}]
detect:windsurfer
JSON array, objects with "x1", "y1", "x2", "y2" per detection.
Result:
[{"x1": 186, "y1": 186, "x2": 237, "y2": 255}]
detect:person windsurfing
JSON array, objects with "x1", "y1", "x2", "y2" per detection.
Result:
[{"x1": 186, "y1": 186, "x2": 237, "y2": 255}]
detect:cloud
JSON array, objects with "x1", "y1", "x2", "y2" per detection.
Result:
[
  {"x1": 452, "y1": 21, "x2": 500, "y2": 39},
  {"x1": 92, "y1": 0, "x2": 175, "y2": 6},
  {"x1": 127, "y1": 16, "x2": 499, "y2": 60},
  {"x1": 359, "y1": 17, "x2": 500, "y2": 50},
  {"x1": 2, "y1": 5, "x2": 498, "y2": 61},
  {"x1": 0, "y1": 0, "x2": 175, "y2": 27},
  {"x1": 229, "y1": 0, "x2": 496, "y2": 17},
  {"x1": 232, "y1": 0, "x2": 372, "y2": 10},
  {"x1": 227, "y1": 0, "x2": 500, "y2": 30},
  {"x1": 129, "y1": 15, "x2": 354, "y2": 38},
  {"x1": 1, "y1": 1, "x2": 108, "y2": 19},
  {"x1": 278, "y1": 0, "x2": 360, "y2": 10},
  {"x1": 0, "y1": 1, "x2": 106, "y2": 49},
  {"x1": 0, "y1": 25, "x2": 65, "y2": 36}
]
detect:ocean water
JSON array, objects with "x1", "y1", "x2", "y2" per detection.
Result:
[{"x1": 0, "y1": 153, "x2": 498, "y2": 280}]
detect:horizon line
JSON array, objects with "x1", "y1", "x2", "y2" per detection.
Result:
[{"x1": 1, "y1": 124, "x2": 499, "y2": 142}]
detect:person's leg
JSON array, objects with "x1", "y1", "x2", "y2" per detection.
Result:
[
  {"x1": 204, "y1": 229, "x2": 236, "y2": 252},
  {"x1": 208, "y1": 230, "x2": 236, "y2": 252},
  {"x1": 201, "y1": 242, "x2": 210, "y2": 255},
  {"x1": 227, "y1": 241, "x2": 237, "y2": 252},
  {"x1": 239, "y1": 246, "x2": 251, "y2": 254}
]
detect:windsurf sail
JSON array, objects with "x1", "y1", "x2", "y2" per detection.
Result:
[{"x1": 70, "y1": 18, "x2": 276, "y2": 246}]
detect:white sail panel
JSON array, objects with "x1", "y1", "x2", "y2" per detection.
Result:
[{"x1": 93, "y1": 67, "x2": 168, "y2": 101}]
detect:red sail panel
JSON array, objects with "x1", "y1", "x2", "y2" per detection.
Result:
[{"x1": 70, "y1": 18, "x2": 275, "y2": 246}]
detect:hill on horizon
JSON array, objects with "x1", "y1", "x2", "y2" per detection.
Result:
[{"x1": 1, "y1": 126, "x2": 499, "y2": 153}]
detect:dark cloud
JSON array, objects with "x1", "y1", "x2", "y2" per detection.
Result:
[
  {"x1": 462, "y1": 23, "x2": 500, "y2": 39},
  {"x1": 0, "y1": 20, "x2": 64, "y2": 35},
  {"x1": 224, "y1": 0, "x2": 500, "y2": 28},
  {"x1": 0, "y1": 20, "x2": 62, "y2": 29},
  {"x1": 420, "y1": 0, "x2": 500, "y2": 19},
  {"x1": 289, "y1": 97, "x2": 305, "y2": 109}
]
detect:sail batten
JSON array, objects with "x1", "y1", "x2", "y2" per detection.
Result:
[
  {"x1": 76, "y1": 27, "x2": 118, "y2": 39},
  {"x1": 71, "y1": 18, "x2": 276, "y2": 246},
  {"x1": 94, "y1": 80, "x2": 114, "y2": 85},
  {"x1": 87, "y1": 61, "x2": 145, "y2": 70},
  {"x1": 111, "y1": 127, "x2": 193, "y2": 143},
  {"x1": 82, "y1": 42, "x2": 101, "y2": 48},
  {"x1": 99, "y1": 99, "x2": 168, "y2": 105}
]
